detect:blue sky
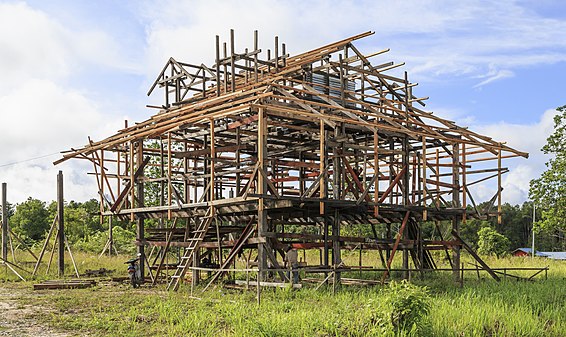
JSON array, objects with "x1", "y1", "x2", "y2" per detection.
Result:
[{"x1": 0, "y1": 0, "x2": 565, "y2": 204}]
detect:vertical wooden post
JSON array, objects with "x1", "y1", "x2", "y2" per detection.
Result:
[
  {"x1": 402, "y1": 137, "x2": 409, "y2": 279},
  {"x1": 223, "y1": 43, "x2": 228, "y2": 92},
  {"x1": 462, "y1": 143, "x2": 467, "y2": 223},
  {"x1": 136, "y1": 141, "x2": 145, "y2": 281},
  {"x1": 257, "y1": 108, "x2": 268, "y2": 279},
  {"x1": 422, "y1": 136, "x2": 427, "y2": 221},
  {"x1": 452, "y1": 143, "x2": 461, "y2": 283},
  {"x1": 319, "y1": 121, "x2": 325, "y2": 215},
  {"x1": 192, "y1": 248, "x2": 200, "y2": 286},
  {"x1": 2, "y1": 183, "x2": 7, "y2": 262},
  {"x1": 236, "y1": 127, "x2": 241, "y2": 194},
  {"x1": 497, "y1": 146, "x2": 502, "y2": 225},
  {"x1": 373, "y1": 130, "x2": 379, "y2": 217},
  {"x1": 116, "y1": 150, "x2": 121, "y2": 199},
  {"x1": 100, "y1": 151, "x2": 105, "y2": 220},
  {"x1": 333, "y1": 209, "x2": 341, "y2": 286},
  {"x1": 435, "y1": 149, "x2": 440, "y2": 208},
  {"x1": 230, "y1": 29, "x2": 236, "y2": 92},
  {"x1": 167, "y1": 132, "x2": 172, "y2": 220},
  {"x1": 210, "y1": 120, "x2": 216, "y2": 204},
  {"x1": 215, "y1": 35, "x2": 221, "y2": 96},
  {"x1": 57, "y1": 171, "x2": 65, "y2": 277},
  {"x1": 274, "y1": 36, "x2": 279, "y2": 72},
  {"x1": 253, "y1": 30, "x2": 259, "y2": 82},
  {"x1": 108, "y1": 216, "x2": 113, "y2": 256},
  {"x1": 129, "y1": 141, "x2": 135, "y2": 222}
]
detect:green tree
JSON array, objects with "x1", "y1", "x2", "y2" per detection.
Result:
[
  {"x1": 477, "y1": 226, "x2": 510, "y2": 258},
  {"x1": 46, "y1": 199, "x2": 105, "y2": 244},
  {"x1": 10, "y1": 197, "x2": 49, "y2": 242},
  {"x1": 530, "y1": 105, "x2": 566, "y2": 234}
]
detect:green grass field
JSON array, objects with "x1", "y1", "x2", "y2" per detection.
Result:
[{"x1": 1, "y1": 251, "x2": 565, "y2": 336}]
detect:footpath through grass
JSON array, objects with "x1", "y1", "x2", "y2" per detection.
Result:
[{"x1": 1, "y1": 253, "x2": 565, "y2": 336}]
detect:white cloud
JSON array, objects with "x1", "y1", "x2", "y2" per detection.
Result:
[
  {"x1": 133, "y1": 0, "x2": 566, "y2": 91},
  {"x1": 0, "y1": 2, "x2": 127, "y2": 203},
  {"x1": 468, "y1": 108, "x2": 557, "y2": 204},
  {"x1": 0, "y1": 2, "x2": 70, "y2": 90},
  {"x1": 0, "y1": 2, "x2": 138, "y2": 92},
  {"x1": 0, "y1": 78, "x2": 125, "y2": 203},
  {"x1": 473, "y1": 67, "x2": 515, "y2": 88}
]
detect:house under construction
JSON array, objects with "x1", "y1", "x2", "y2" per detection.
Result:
[{"x1": 55, "y1": 30, "x2": 528, "y2": 290}]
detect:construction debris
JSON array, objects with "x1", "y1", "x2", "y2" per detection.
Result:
[{"x1": 33, "y1": 280, "x2": 96, "y2": 290}]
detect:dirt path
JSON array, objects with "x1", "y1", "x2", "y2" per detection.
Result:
[{"x1": 0, "y1": 284, "x2": 70, "y2": 337}]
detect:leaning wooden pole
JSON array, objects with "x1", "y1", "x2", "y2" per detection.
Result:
[
  {"x1": 32, "y1": 215, "x2": 58, "y2": 277},
  {"x1": 57, "y1": 171, "x2": 65, "y2": 277}
]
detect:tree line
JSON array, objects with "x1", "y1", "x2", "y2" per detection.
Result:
[{"x1": 3, "y1": 198, "x2": 136, "y2": 255}]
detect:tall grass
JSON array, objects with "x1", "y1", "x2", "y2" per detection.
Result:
[{"x1": 2, "y1": 249, "x2": 565, "y2": 336}]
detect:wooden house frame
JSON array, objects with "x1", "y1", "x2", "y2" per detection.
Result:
[{"x1": 56, "y1": 30, "x2": 528, "y2": 290}]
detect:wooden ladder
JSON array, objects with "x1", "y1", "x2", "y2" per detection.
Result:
[{"x1": 167, "y1": 208, "x2": 213, "y2": 291}]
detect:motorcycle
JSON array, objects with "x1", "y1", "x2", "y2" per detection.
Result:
[{"x1": 125, "y1": 254, "x2": 142, "y2": 288}]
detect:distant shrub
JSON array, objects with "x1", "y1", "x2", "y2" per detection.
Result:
[
  {"x1": 380, "y1": 281, "x2": 431, "y2": 334},
  {"x1": 73, "y1": 226, "x2": 136, "y2": 255},
  {"x1": 477, "y1": 227, "x2": 510, "y2": 258}
]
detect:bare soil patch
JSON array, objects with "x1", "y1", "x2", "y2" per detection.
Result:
[{"x1": 0, "y1": 284, "x2": 71, "y2": 337}]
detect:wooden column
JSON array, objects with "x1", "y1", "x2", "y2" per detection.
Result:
[
  {"x1": 210, "y1": 120, "x2": 216, "y2": 204},
  {"x1": 57, "y1": 171, "x2": 65, "y2": 277},
  {"x1": 402, "y1": 137, "x2": 409, "y2": 279},
  {"x1": 192, "y1": 248, "x2": 201, "y2": 286},
  {"x1": 373, "y1": 130, "x2": 379, "y2": 217},
  {"x1": 462, "y1": 143, "x2": 467, "y2": 223},
  {"x1": 319, "y1": 121, "x2": 325, "y2": 215},
  {"x1": 332, "y1": 126, "x2": 342, "y2": 285},
  {"x1": 497, "y1": 147, "x2": 502, "y2": 225},
  {"x1": 257, "y1": 108, "x2": 268, "y2": 279},
  {"x1": 2, "y1": 183, "x2": 7, "y2": 262},
  {"x1": 422, "y1": 136, "x2": 428, "y2": 221},
  {"x1": 230, "y1": 29, "x2": 236, "y2": 92},
  {"x1": 167, "y1": 132, "x2": 172, "y2": 220},
  {"x1": 108, "y1": 216, "x2": 113, "y2": 257},
  {"x1": 215, "y1": 35, "x2": 221, "y2": 96},
  {"x1": 236, "y1": 128, "x2": 241, "y2": 194},
  {"x1": 333, "y1": 209, "x2": 341, "y2": 285},
  {"x1": 129, "y1": 141, "x2": 135, "y2": 221},
  {"x1": 452, "y1": 143, "x2": 461, "y2": 282},
  {"x1": 136, "y1": 141, "x2": 145, "y2": 281}
]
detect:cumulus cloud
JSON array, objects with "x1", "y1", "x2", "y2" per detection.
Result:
[
  {"x1": 133, "y1": 0, "x2": 566, "y2": 92},
  {"x1": 0, "y1": 78, "x2": 126, "y2": 202},
  {"x1": 0, "y1": 2, "x2": 126, "y2": 203},
  {"x1": 0, "y1": 2, "x2": 136, "y2": 91},
  {"x1": 469, "y1": 108, "x2": 557, "y2": 204}
]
